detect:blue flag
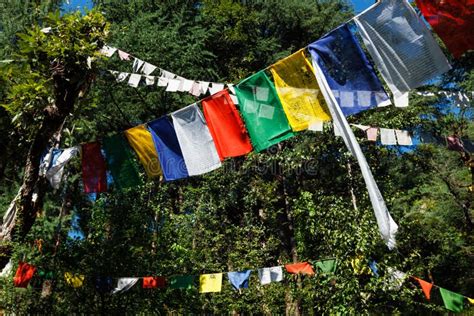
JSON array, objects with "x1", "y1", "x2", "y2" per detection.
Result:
[
  {"x1": 308, "y1": 24, "x2": 391, "y2": 116},
  {"x1": 147, "y1": 117, "x2": 189, "y2": 181},
  {"x1": 227, "y1": 270, "x2": 251, "y2": 290}
]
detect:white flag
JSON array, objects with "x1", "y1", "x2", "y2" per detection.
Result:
[
  {"x1": 112, "y1": 278, "x2": 139, "y2": 294},
  {"x1": 128, "y1": 74, "x2": 142, "y2": 88},
  {"x1": 157, "y1": 76, "x2": 169, "y2": 87},
  {"x1": 116, "y1": 72, "x2": 129, "y2": 83},
  {"x1": 380, "y1": 128, "x2": 397, "y2": 145},
  {"x1": 132, "y1": 58, "x2": 145, "y2": 73},
  {"x1": 144, "y1": 75, "x2": 155, "y2": 86},
  {"x1": 100, "y1": 45, "x2": 117, "y2": 57},
  {"x1": 258, "y1": 266, "x2": 283, "y2": 285},
  {"x1": 142, "y1": 62, "x2": 157, "y2": 75},
  {"x1": 45, "y1": 147, "x2": 80, "y2": 189},
  {"x1": 199, "y1": 81, "x2": 210, "y2": 95},
  {"x1": 166, "y1": 79, "x2": 181, "y2": 92},
  {"x1": 395, "y1": 130, "x2": 413, "y2": 146},
  {"x1": 182, "y1": 79, "x2": 195, "y2": 92},
  {"x1": 209, "y1": 83, "x2": 225, "y2": 95}
]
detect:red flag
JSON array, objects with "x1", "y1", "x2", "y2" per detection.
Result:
[
  {"x1": 285, "y1": 262, "x2": 315, "y2": 275},
  {"x1": 415, "y1": 0, "x2": 474, "y2": 58},
  {"x1": 415, "y1": 277, "x2": 434, "y2": 300},
  {"x1": 142, "y1": 276, "x2": 166, "y2": 289},
  {"x1": 81, "y1": 142, "x2": 107, "y2": 193},
  {"x1": 202, "y1": 90, "x2": 252, "y2": 160},
  {"x1": 13, "y1": 262, "x2": 36, "y2": 288}
]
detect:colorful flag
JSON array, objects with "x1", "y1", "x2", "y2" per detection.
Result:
[
  {"x1": 369, "y1": 260, "x2": 379, "y2": 277},
  {"x1": 415, "y1": 278, "x2": 433, "y2": 300},
  {"x1": 171, "y1": 104, "x2": 222, "y2": 176},
  {"x1": 124, "y1": 125, "x2": 162, "y2": 178},
  {"x1": 64, "y1": 272, "x2": 85, "y2": 288},
  {"x1": 102, "y1": 134, "x2": 142, "y2": 190},
  {"x1": 147, "y1": 117, "x2": 189, "y2": 181},
  {"x1": 468, "y1": 297, "x2": 474, "y2": 305},
  {"x1": 81, "y1": 142, "x2": 107, "y2": 193},
  {"x1": 354, "y1": 0, "x2": 451, "y2": 106},
  {"x1": 314, "y1": 259, "x2": 337, "y2": 274},
  {"x1": 142, "y1": 276, "x2": 166, "y2": 289},
  {"x1": 311, "y1": 48, "x2": 398, "y2": 249},
  {"x1": 234, "y1": 70, "x2": 294, "y2": 152},
  {"x1": 285, "y1": 262, "x2": 315, "y2": 275},
  {"x1": 169, "y1": 275, "x2": 194, "y2": 289},
  {"x1": 258, "y1": 266, "x2": 283, "y2": 285},
  {"x1": 308, "y1": 24, "x2": 391, "y2": 116},
  {"x1": 13, "y1": 262, "x2": 36, "y2": 288},
  {"x1": 227, "y1": 270, "x2": 251, "y2": 290},
  {"x1": 415, "y1": 0, "x2": 474, "y2": 59},
  {"x1": 112, "y1": 278, "x2": 139, "y2": 294},
  {"x1": 199, "y1": 273, "x2": 223, "y2": 293},
  {"x1": 202, "y1": 90, "x2": 253, "y2": 160},
  {"x1": 270, "y1": 49, "x2": 330, "y2": 131},
  {"x1": 439, "y1": 287, "x2": 465, "y2": 313}
]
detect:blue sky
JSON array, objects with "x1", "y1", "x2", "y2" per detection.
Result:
[{"x1": 62, "y1": 0, "x2": 376, "y2": 14}]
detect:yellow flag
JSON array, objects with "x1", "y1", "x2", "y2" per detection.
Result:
[
  {"x1": 270, "y1": 49, "x2": 331, "y2": 131},
  {"x1": 124, "y1": 125, "x2": 161, "y2": 178},
  {"x1": 64, "y1": 272, "x2": 84, "y2": 288},
  {"x1": 199, "y1": 273, "x2": 223, "y2": 293},
  {"x1": 468, "y1": 297, "x2": 474, "y2": 305}
]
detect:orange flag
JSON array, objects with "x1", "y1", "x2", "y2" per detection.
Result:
[
  {"x1": 415, "y1": 277, "x2": 433, "y2": 300},
  {"x1": 285, "y1": 262, "x2": 315, "y2": 275}
]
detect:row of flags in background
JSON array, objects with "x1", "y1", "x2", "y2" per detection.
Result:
[
  {"x1": 5, "y1": 259, "x2": 473, "y2": 313},
  {"x1": 35, "y1": 0, "x2": 474, "y2": 250}
]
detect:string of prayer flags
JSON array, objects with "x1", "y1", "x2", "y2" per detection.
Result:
[
  {"x1": 270, "y1": 49, "x2": 330, "y2": 131},
  {"x1": 354, "y1": 0, "x2": 451, "y2": 108},
  {"x1": 13, "y1": 262, "x2": 36, "y2": 288},
  {"x1": 171, "y1": 104, "x2": 222, "y2": 176},
  {"x1": 124, "y1": 125, "x2": 162, "y2": 178},
  {"x1": 415, "y1": 277, "x2": 433, "y2": 300},
  {"x1": 95, "y1": 277, "x2": 113, "y2": 293},
  {"x1": 380, "y1": 128, "x2": 398, "y2": 146},
  {"x1": 147, "y1": 117, "x2": 189, "y2": 181},
  {"x1": 258, "y1": 266, "x2": 283, "y2": 285},
  {"x1": 169, "y1": 275, "x2": 194, "y2": 290},
  {"x1": 142, "y1": 276, "x2": 166, "y2": 289},
  {"x1": 102, "y1": 134, "x2": 142, "y2": 190},
  {"x1": 415, "y1": 0, "x2": 474, "y2": 59},
  {"x1": 64, "y1": 272, "x2": 85, "y2": 288},
  {"x1": 81, "y1": 142, "x2": 107, "y2": 193},
  {"x1": 202, "y1": 90, "x2": 253, "y2": 160},
  {"x1": 199, "y1": 273, "x2": 223, "y2": 293},
  {"x1": 308, "y1": 24, "x2": 391, "y2": 117},
  {"x1": 234, "y1": 71, "x2": 294, "y2": 152},
  {"x1": 311, "y1": 49, "x2": 398, "y2": 249},
  {"x1": 439, "y1": 287, "x2": 465, "y2": 313},
  {"x1": 285, "y1": 262, "x2": 315, "y2": 275},
  {"x1": 227, "y1": 270, "x2": 251, "y2": 291},
  {"x1": 314, "y1": 259, "x2": 337, "y2": 274},
  {"x1": 112, "y1": 277, "x2": 139, "y2": 294}
]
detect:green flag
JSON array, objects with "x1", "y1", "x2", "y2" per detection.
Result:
[
  {"x1": 169, "y1": 275, "x2": 195, "y2": 289},
  {"x1": 102, "y1": 134, "x2": 142, "y2": 189},
  {"x1": 315, "y1": 259, "x2": 337, "y2": 274},
  {"x1": 235, "y1": 70, "x2": 294, "y2": 152},
  {"x1": 439, "y1": 287, "x2": 465, "y2": 313}
]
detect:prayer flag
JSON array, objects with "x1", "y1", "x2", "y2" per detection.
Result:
[
  {"x1": 81, "y1": 142, "x2": 107, "y2": 193},
  {"x1": 102, "y1": 134, "x2": 142, "y2": 190},
  {"x1": 147, "y1": 117, "x2": 189, "y2": 181},
  {"x1": 366, "y1": 128, "x2": 378, "y2": 142},
  {"x1": 64, "y1": 272, "x2": 84, "y2": 288},
  {"x1": 234, "y1": 71, "x2": 294, "y2": 152},
  {"x1": 354, "y1": 0, "x2": 451, "y2": 106},
  {"x1": 415, "y1": 278, "x2": 433, "y2": 300},
  {"x1": 95, "y1": 277, "x2": 113, "y2": 293},
  {"x1": 285, "y1": 262, "x2": 315, "y2": 275},
  {"x1": 200, "y1": 82, "x2": 210, "y2": 95},
  {"x1": 118, "y1": 50, "x2": 130, "y2": 61},
  {"x1": 144, "y1": 76, "x2": 155, "y2": 86},
  {"x1": 315, "y1": 259, "x2": 337, "y2": 274},
  {"x1": 45, "y1": 146, "x2": 79, "y2": 189},
  {"x1": 142, "y1": 62, "x2": 157, "y2": 75},
  {"x1": 202, "y1": 90, "x2": 253, "y2": 160},
  {"x1": 112, "y1": 277, "x2": 139, "y2": 294},
  {"x1": 157, "y1": 77, "x2": 169, "y2": 87},
  {"x1": 258, "y1": 266, "x2": 283, "y2": 285},
  {"x1": 227, "y1": 270, "x2": 251, "y2": 290},
  {"x1": 468, "y1": 297, "x2": 474, "y2": 305},
  {"x1": 133, "y1": 58, "x2": 145, "y2": 73},
  {"x1": 439, "y1": 287, "x2": 465, "y2": 313},
  {"x1": 369, "y1": 260, "x2": 379, "y2": 277},
  {"x1": 128, "y1": 74, "x2": 141, "y2": 88},
  {"x1": 380, "y1": 129, "x2": 397, "y2": 145},
  {"x1": 143, "y1": 276, "x2": 166, "y2": 289},
  {"x1": 270, "y1": 49, "x2": 330, "y2": 131},
  {"x1": 0, "y1": 260, "x2": 12, "y2": 277},
  {"x1": 415, "y1": 0, "x2": 474, "y2": 59},
  {"x1": 385, "y1": 268, "x2": 406, "y2": 291},
  {"x1": 169, "y1": 275, "x2": 195, "y2": 289},
  {"x1": 125, "y1": 125, "x2": 162, "y2": 178},
  {"x1": 13, "y1": 262, "x2": 36, "y2": 288},
  {"x1": 311, "y1": 56, "x2": 398, "y2": 249},
  {"x1": 199, "y1": 273, "x2": 223, "y2": 293},
  {"x1": 166, "y1": 79, "x2": 181, "y2": 92},
  {"x1": 395, "y1": 130, "x2": 413, "y2": 146},
  {"x1": 308, "y1": 24, "x2": 391, "y2": 116},
  {"x1": 116, "y1": 72, "x2": 129, "y2": 83},
  {"x1": 209, "y1": 83, "x2": 225, "y2": 95},
  {"x1": 171, "y1": 104, "x2": 222, "y2": 176},
  {"x1": 100, "y1": 45, "x2": 117, "y2": 57}
]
